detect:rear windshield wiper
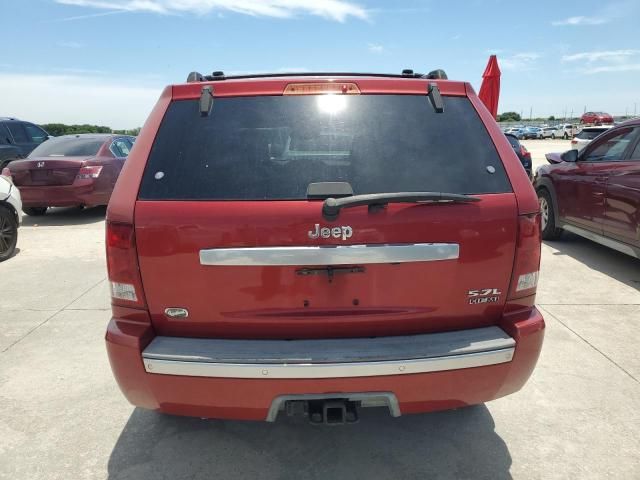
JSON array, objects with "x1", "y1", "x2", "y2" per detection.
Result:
[{"x1": 322, "y1": 192, "x2": 480, "y2": 220}]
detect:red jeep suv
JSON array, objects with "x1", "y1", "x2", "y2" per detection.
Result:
[{"x1": 105, "y1": 71, "x2": 545, "y2": 424}]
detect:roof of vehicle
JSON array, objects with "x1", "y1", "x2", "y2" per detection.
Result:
[
  {"x1": 616, "y1": 117, "x2": 640, "y2": 127},
  {"x1": 581, "y1": 125, "x2": 614, "y2": 131},
  {"x1": 55, "y1": 133, "x2": 118, "y2": 139},
  {"x1": 171, "y1": 70, "x2": 469, "y2": 98}
]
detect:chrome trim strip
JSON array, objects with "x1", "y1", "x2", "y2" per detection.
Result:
[
  {"x1": 199, "y1": 243, "x2": 459, "y2": 266},
  {"x1": 562, "y1": 224, "x2": 639, "y2": 259},
  {"x1": 143, "y1": 347, "x2": 514, "y2": 379}
]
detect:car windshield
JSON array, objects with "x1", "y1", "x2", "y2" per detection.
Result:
[
  {"x1": 139, "y1": 95, "x2": 511, "y2": 200},
  {"x1": 29, "y1": 137, "x2": 105, "y2": 157}
]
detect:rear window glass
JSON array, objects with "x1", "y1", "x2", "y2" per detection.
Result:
[
  {"x1": 29, "y1": 137, "x2": 104, "y2": 157},
  {"x1": 576, "y1": 129, "x2": 607, "y2": 140},
  {"x1": 140, "y1": 95, "x2": 511, "y2": 200}
]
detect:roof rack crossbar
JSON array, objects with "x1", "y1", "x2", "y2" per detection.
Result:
[{"x1": 185, "y1": 70, "x2": 448, "y2": 82}]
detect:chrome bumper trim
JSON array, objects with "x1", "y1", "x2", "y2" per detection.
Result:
[
  {"x1": 143, "y1": 348, "x2": 514, "y2": 379},
  {"x1": 199, "y1": 243, "x2": 459, "y2": 266}
]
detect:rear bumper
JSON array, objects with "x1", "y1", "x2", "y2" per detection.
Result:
[
  {"x1": 106, "y1": 308, "x2": 545, "y2": 421},
  {"x1": 19, "y1": 181, "x2": 108, "y2": 207}
]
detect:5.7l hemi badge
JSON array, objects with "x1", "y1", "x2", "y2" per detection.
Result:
[{"x1": 468, "y1": 288, "x2": 502, "y2": 305}]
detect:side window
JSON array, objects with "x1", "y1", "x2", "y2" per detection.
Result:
[
  {"x1": 24, "y1": 123, "x2": 48, "y2": 144},
  {"x1": 110, "y1": 139, "x2": 131, "y2": 157},
  {"x1": 6, "y1": 123, "x2": 29, "y2": 144},
  {"x1": 0, "y1": 124, "x2": 10, "y2": 145},
  {"x1": 628, "y1": 136, "x2": 640, "y2": 161},
  {"x1": 582, "y1": 128, "x2": 638, "y2": 162}
]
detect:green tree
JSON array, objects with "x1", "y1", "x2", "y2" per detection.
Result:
[
  {"x1": 548, "y1": 115, "x2": 556, "y2": 121},
  {"x1": 497, "y1": 112, "x2": 521, "y2": 122},
  {"x1": 41, "y1": 123, "x2": 143, "y2": 136}
]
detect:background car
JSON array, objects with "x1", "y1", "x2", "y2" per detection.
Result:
[
  {"x1": 0, "y1": 118, "x2": 50, "y2": 170},
  {"x1": 0, "y1": 172, "x2": 21, "y2": 261},
  {"x1": 507, "y1": 127, "x2": 526, "y2": 139},
  {"x1": 505, "y1": 133, "x2": 532, "y2": 177},
  {"x1": 522, "y1": 126, "x2": 543, "y2": 139},
  {"x1": 2, "y1": 134, "x2": 134, "y2": 216},
  {"x1": 535, "y1": 119, "x2": 640, "y2": 258},
  {"x1": 541, "y1": 126, "x2": 558, "y2": 139},
  {"x1": 504, "y1": 126, "x2": 523, "y2": 134},
  {"x1": 571, "y1": 125, "x2": 613, "y2": 152},
  {"x1": 555, "y1": 124, "x2": 578, "y2": 139},
  {"x1": 580, "y1": 112, "x2": 614, "y2": 125}
]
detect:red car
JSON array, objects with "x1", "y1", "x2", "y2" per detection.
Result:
[
  {"x1": 536, "y1": 118, "x2": 640, "y2": 258},
  {"x1": 105, "y1": 70, "x2": 545, "y2": 424},
  {"x1": 2, "y1": 134, "x2": 135, "y2": 216},
  {"x1": 580, "y1": 111, "x2": 614, "y2": 125}
]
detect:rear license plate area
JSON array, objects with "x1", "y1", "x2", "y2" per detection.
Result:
[{"x1": 30, "y1": 170, "x2": 48, "y2": 182}]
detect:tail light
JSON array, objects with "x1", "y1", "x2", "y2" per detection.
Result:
[
  {"x1": 519, "y1": 145, "x2": 531, "y2": 159},
  {"x1": 76, "y1": 166, "x2": 103, "y2": 180},
  {"x1": 106, "y1": 221, "x2": 146, "y2": 308},
  {"x1": 508, "y1": 213, "x2": 541, "y2": 301}
]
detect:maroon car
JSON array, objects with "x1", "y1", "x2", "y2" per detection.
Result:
[
  {"x1": 580, "y1": 111, "x2": 614, "y2": 125},
  {"x1": 2, "y1": 134, "x2": 135, "y2": 216},
  {"x1": 535, "y1": 118, "x2": 640, "y2": 258}
]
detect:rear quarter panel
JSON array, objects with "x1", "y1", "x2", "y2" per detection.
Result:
[
  {"x1": 107, "y1": 87, "x2": 172, "y2": 224},
  {"x1": 465, "y1": 83, "x2": 538, "y2": 215}
]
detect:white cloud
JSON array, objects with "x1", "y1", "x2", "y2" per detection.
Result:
[
  {"x1": 562, "y1": 49, "x2": 640, "y2": 63},
  {"x1": 48, "y1": 9, "x2": 129, "y2": 21},
  {"x1": 0, "y1": 73, "x2": 161, "y2": 129},
  {"x1": 54, "y1": 0, "x2": 368, "y2": 21},
  {"x1": 561, "y1": 49, "x2": 640, "y2": 74},
  {"x1": 552, "y1": 1, "x2": 636, "y2": 26},
  {"x1": 500, "y1": 53, "x2": 541, "y2": 71},
  {"x1": 552, "y1": 15, "x2": 607, "y2": 26},
  {"x1": 585, "y1": 63, "x2": 640, "y2": 74},
  {"x1": 367, "y1": 43, "x2": 384, "y2": 53}
]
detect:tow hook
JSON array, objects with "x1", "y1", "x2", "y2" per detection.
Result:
[{"x1": 286, "y1": 399, "x2": 359, "y2": 425}]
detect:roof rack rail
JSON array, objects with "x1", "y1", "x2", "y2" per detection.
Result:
[
  {"x1": 185, "y1": 70, "x2": 449, "y2": 83},
  {"x1": 423, "y1": 69, "x2": 448, "y2": 80}
]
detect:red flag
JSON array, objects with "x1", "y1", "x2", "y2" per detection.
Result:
[{"x1": 478, "y1": 55, "x2": 501, "y2": 119}]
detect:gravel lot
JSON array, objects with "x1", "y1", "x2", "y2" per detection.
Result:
[{"x1": 1, "y1": 139, "x2": 639, "y2": 479}]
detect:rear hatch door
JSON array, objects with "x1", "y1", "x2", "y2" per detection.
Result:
[{"x1": 135, "y1": 93, "x2": 518, "y2": 339}]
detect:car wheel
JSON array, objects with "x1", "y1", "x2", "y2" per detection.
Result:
[
  {"x1": 0, "y1": 204, "x2": 18, "y2": 262},
  {"x1": 563, "y1": 132, "x2": 568, "y2": 139},
  {"x1": 551, "y1": 133, "x2": 556, "y2": 139},
  {"x1": 23, "y1": 207, "x2": 48, "y2": 216},
  {"x1": 538, "y1": 190, "x2": 562, "y2": 240}
]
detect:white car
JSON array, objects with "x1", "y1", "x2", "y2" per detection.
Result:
[
  {"x1": 571, "y1": 126, "x2": 614, "y2": 152},
  {"x1": 555, "y1": 124, "x2": 578, "y2": 139},
  {"x1": 0, "y1": 173, "x2": 21, "y2": 261},
  {"x1": 541, "y1": 127, "x2": 557, "y2": 139}
]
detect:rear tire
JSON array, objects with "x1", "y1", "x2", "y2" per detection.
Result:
[
  {"x1": 0, "y1": 204, "x2": 18, "y2": 262},
  {"x1": 538, "y1": 189, "x2": 562, "y2": 240},
  {"x1": 551, "y1": 133, "x2": 556, "y2": 139},
  {"x1": 23, "y1": 207, "x2": 48, "y2": 216}
]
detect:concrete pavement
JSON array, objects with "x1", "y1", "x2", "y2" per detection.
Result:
[{"x1": 1, "y1": 161, "x2": 639, "y2": 479}]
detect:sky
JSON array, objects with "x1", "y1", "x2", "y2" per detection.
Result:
[{"x1": 1, "y1": 0, "x2": 639, "y2": 129}]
